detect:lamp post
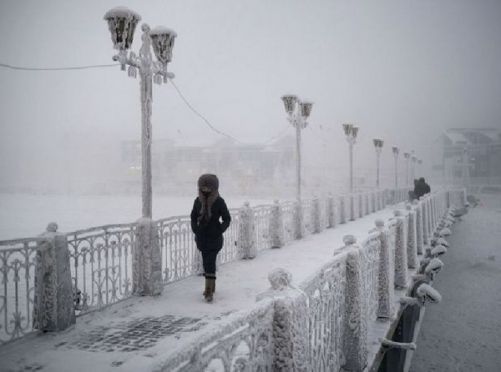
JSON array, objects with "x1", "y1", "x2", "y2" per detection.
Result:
[
  {"x1": 392, "y1": 146, "x2": 399, "y2": 190},
  {"x1": 281, "y1": 95, "x2": 313, "y2": 203},
  {"x1": 411, "y1": 153, "x2": 417, "y2": 182},
  {"x1": 281, "y1": 95, "x2": 313, "y2": 240},
  {"x1": 104, "y1": 6, "x2": 177, "y2": 219},
  {"x1": 403, "y1": 152, "x2": 410, "y2": 186},
  {"x1": 462, "y1": 147, "x2": 470, "y2": 187},
  {"x1": 343, "y1": 123, "x2": 359, "y2": 221},
  {"x1": 373, "y1": 139, "x2": 384, "y2": 188}
]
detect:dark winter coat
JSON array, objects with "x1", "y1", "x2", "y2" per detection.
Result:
[
  {"x1": 190, "y1": 196, "x2": 231, "y2": 251},
  {"x1": 414, "y1": 179, "x2": 431, "y2": 199}
]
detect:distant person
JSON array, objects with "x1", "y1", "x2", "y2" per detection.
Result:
[
  {"x1": 414, "y1": 177, "x2": 431, "y2": 199},
  {"x1": 190, "y1": 174, "x2": 231, "y2": 303}
]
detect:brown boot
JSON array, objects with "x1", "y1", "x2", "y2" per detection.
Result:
[
  {"x1": 203, "y1": 277, "x2": 210, "y2": 298},
  {"x1": 205, "y1": 275, "x2": 216, "y2": 303}
]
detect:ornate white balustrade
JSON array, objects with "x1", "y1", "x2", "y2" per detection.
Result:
[
  {"x1": 156, "y1": 188, "x2": 459, "y2": 372},
  {"x1": 67, "y1": 224, "x2": 136, "y2": 315},
  {"x1": 0, "y1": 186, "x2": 416, "y2": 345},
  {"x1": 0, "y1": 238, "x2": 40, "y2": 344}
]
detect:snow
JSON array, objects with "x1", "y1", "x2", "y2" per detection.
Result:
[
  {"x1": 149, "y1": 26, "x2": 177, "y2": 37},
  {"x1": 0, "y1": 194, "x2": 271, "y2": 240},
  {"x1": 411, "y1": 194, "x2": 501, "y2": 372},
  {"x1": 0, "y1": 203, "x2": 400, "y2": 371},
  {"x1": 103, "y1": 6, "x2": 141, "y2": 21}
]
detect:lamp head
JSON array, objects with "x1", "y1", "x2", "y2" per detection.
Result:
[
  {"x1": 149, "y1": 26, "x2": 177, "y2": 65},
  {"x1": 104, "y1": 7, "x2": 141, "y2": 51},
  {"x1": 281, "y1": 95, "x2": 298, "y2": 115},
  {"x1": 342, "y1": 123, "x2": 353, "y2": 136},
  {"x1": 300, "y1": 101, "x2": 313, "y2": 118}
]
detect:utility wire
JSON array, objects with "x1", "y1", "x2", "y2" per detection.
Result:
[
  {"x1": 0, "y1": 62, "x2": 120, "y2": 71},
  {"x1": 0, "y1": 60, "x2": 290, "y2": 146},
  {"x1": 167, "y1": 78, "x2": 243, "y2": 144}
]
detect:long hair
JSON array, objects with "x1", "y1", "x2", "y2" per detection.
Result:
[{"x1": 197, "y1": 174, "x2": 220, "y2": 224}]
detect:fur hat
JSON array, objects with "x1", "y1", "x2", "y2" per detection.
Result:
[{"x1": 198, "y1": 174, "x2": 219, "y2": 191}]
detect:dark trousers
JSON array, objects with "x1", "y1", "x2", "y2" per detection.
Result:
[{"x1": 201, "y1": 250, "x2": 220, "y2": 277}]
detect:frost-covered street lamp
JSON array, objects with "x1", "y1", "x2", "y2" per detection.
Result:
[
  {"x1": 392, "y1": 146, "x2": 399, "y2": 189},
  {"x1": 281, "y1": 95, "x2": 313, "y2": 240},
  {"x1": 403, "y1": 152, "x2": 410, "y2": 186},
  {"x1": 411, "y1": 153, "x2": 417, "y2": 182},
  {"x1": 104, "y1": 7, "x2": 176, "y2": 218},
  {"x1": 343, "y1": 123, "x2": 359, "y2": 220},
  {"x1": 461, "y1": 147, "x2": 470, "y2": 187},
  {"x1": 373, "y1": 139, "x2": 384, "y2": 188},
  {"x1": 343, "y1": 123, "x2": 359, "y2": 194},
  {"x1": 281, "y1": 95, "x2": 313, "y2": 203}
]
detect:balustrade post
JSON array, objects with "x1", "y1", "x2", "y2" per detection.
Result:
[
  {"x1": 238, "y1": 202, "x2": 257, "y2": 258},
  {"x1": 374, "y1": 220, "x2": 393, "y2": 320},
  {"x1": 415, "y1": 200, "x2": 424, "y2": 255},
  {"x1": 393, "y1": 211, "x2": 408, "y2": 289},
  {"x1": 364, "y1": 193, "x2": 369, "y2": 215},
  {"x1": 133, "y1": 218, "x2": 163, "y2": 296},
  {"x1": 256, "y1": 268, "x2": 309, "y2": 371},
  {"x1": 312, "y1": 197, "x2": 322, "y2": 234},
  {"x1": 358, "y1": 193, "x2": 363, "y2": 218},
  {"x1": 349, "y1": 194, "x2": 355, "y2": 221},
  {"x1": 422, "y1": 197, "x2": 430, "y2": 246},
  {"x1": 33, "y1": 222, "x2": 75, "y2": 332},
  {"x1": 427, "y1": 198, "x2": 433, "y2": 241},
  {"x1": 270, "y1": 200, "x2": 284, "y2": 248},
  {"x1": 406, "y1": 204, "x2": 418, "y2": 269},
  {"x1": 326, "y1": 194, "x2": 336, "y2": 228},
  {"x1": 341, "y1": 235, "x2": 368, "y2": 371},
  {"x1": 339, "y1": 196, "x2": 347, "y2": 224},
  {"x1": 294, "y1": 200, "x2": 304, "y2": 239},
  {"x1": 371, "y1": 191, "x2": 376, "y2": 213}
]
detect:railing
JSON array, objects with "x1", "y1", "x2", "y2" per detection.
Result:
[
  {"x1": 158, "y1": 189, "x2": 451, "y2": 371},
  {"x1": 157, "y1": 215, "x2": 199, "y2": 283},
  {"x1": 253, "y1": 205, "x2": 273, "y2": 251},
  {"x1": 155, "y1": 299, "x2": 275, "y2": 371},
  {"x1": 67, "y1": 224, "x2": 136, "y2": 315},
  {"x1": 300, "y1": 256, "x2": 347, "y2": 372},
  {"x1": 0, "y1": 237, "x2": 40, "y2": 344},
  {"x1": 0, "y1": 187, "x2": 411, "y2": 345},
  {"x1": 281, "y1": 201, "x2": 296, "y2": 244}
]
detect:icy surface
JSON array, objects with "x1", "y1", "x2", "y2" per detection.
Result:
[
  {"x1": 0, "y1": 204, "x2": 399, "y2": 371},
  {"x1": 411, "y1": 194, "x2": 501, "y2": 372}
]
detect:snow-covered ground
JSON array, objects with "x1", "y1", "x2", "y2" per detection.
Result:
[
  {"x1": 0, "y1": 193, "x2": 271, "y2": 240},
  {"x1": 411, "y1": 194, "x2": 501, "y2": 372},
  {"x1": 0, "y1": 204, "x2": 401, "y2": 372}
]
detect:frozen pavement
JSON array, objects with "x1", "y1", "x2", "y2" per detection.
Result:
[
  {"x1": 0, "y1": 205, "x2": 399, "y2": 372},
  {"x1": 411, "y1": 194, "x2": 501, "y2": 372}
]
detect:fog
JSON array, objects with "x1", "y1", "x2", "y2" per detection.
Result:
[{"x1": 1, "y1": 0, "x2": 501, "y2": 197}]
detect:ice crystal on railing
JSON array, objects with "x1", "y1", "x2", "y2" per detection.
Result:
[
  {"x1": 270, "y1": 201, "x2": 284, "y2": 248},
  {"x1": 342, "y1": 237, "x2": 368, "y2": 372},
  {"x1": 406, "y1": 205, "x2": 418, "y2": 269},
  {"x1": 393, "y1": 211, "x2": 408, "y2": 289},
  {"x1": 238, "y1": 203, "x2": 256, "y2": 259},
  {"x1": 375, "y1": 220, "x2": 393, "y2": 320}
]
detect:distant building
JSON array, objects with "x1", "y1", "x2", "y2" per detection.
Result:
[
  {"x1": 433, "y1": 128, "x2": 501, "y2": 185},
  {"x1": 120, "y1": 136, "x2": 295, "y2": 196}
]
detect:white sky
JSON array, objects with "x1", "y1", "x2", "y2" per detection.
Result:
[{"x1": 0, "y1": 0, "x2": 500, "y2": 189}]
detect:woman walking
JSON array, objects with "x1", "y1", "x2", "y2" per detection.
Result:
[{"x1": 190, "y1": 174, "x2": 231, "y2": 302}]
